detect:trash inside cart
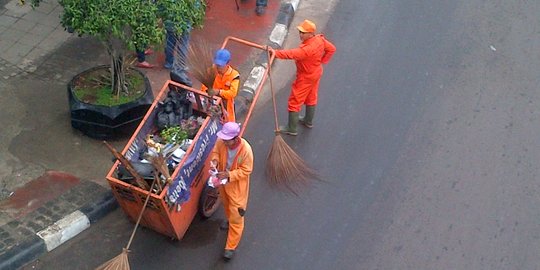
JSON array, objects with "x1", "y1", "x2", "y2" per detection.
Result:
[
  {"x1": 105, "y1": 80, "x2": 226, "y2": 239},
  {"x1": 105, "y1": 36, "x2": 274, "y2": 240}
]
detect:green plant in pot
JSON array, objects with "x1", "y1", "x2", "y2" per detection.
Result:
[
  {"x1": 29, "y1": 0, "x2": 206, "y2": 139},
  {"x1": 31, "y1": 0, "x2": 205, "y2": 102}
]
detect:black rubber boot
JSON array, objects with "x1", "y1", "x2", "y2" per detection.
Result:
[
  {"x1": 223, "y1": 249, "x2": 235, "y2": 261},
  {"x1": 279, "y1": 112, "x2": 299, "y2": 136},
  {"x1": 299, "y1": 105, "x2": 316, "y2": 128}
]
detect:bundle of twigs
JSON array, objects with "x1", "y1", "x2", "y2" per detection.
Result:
[
  {"x1": 266, "y1": 135, "x2": 321, "y2": 195},
  {"x1": 95, "y1": 155, "x2": 165, "y2": 270},
  {"x1": 95, "y1": 172, "x2": 158, "y2": 270},
  {"x1": 263, "y1": 49, "x2": 322, "y2": 195},
  {"x1": 185, "y1": 38, "x2": 215, "y2": 88}
]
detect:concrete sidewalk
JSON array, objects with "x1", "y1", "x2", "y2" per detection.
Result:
[{"x1": 0, "y1": 0, "x2": 300, "y2": 269}]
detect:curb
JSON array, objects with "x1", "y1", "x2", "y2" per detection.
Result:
[
  {"x1": 0, "y1": 191, "x2": 117, "y2": 270},
  {"x1": 235, "y1": 0, "x2": 300, "y2": 117}
]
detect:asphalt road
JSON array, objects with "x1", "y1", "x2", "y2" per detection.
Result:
[{"x1": 23, "y1": 0, "x2": 540, "y2": 269}]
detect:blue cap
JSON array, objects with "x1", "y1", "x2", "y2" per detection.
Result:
[{"x1": 213, "y1": 49, "x2": 231, "y2": 67}]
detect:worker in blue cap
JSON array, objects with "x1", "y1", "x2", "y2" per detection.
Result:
[{"x1": 207, "y1": 49, "x2": 240, "y2": 122}]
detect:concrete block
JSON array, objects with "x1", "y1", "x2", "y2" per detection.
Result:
[
  {"x1": 36, "y1": 210, "x2": 90, "y2": 252},
  {"x1": 269, "y1": 23, "x2": 288, "y2": 47}
]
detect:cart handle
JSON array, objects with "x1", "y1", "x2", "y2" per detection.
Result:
[{"x1": 220, "y1": 36, "x2": 276, "y2": 137}]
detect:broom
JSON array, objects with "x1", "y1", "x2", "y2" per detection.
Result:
[
  {"x1": 264, "y1": 48, "x2": 321, "y2": 195},
  {"x1": 185, "y1": 37, "x2": 216, "y2": 89},
  {"x1": 95, "y1": 155, "x2": 164, "y2": 270}
]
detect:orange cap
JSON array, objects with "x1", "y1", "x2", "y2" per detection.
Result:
[{"x1": 297, "y1": 19, "x2": 316, "y2": 33}]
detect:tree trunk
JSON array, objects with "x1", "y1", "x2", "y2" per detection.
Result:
[
  {"x1": 104, "y1": 37, "x2": 128, "y2": 99},
  {"x1": 111, "y1": 50, "x2": 127, "y2": 98}
]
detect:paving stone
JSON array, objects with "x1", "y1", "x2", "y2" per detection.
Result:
[
  {"x1": 22, "y1": 11, "x2": 60, "y2": 27},
  {"x1": 33, "y1": 1, "x2": 57, "y2": 14},
  {"x1": 17, "y1": 32, "x2": 47, "y2": 46},
  {"x1": 49, "y1": 4, "x2": 63, "y2": 19},
  {"x1": 11, "y1": 18, "x2": 35, "y2": 32},
  {"x1": 3, "y1": 238, "x2": 14, "y2": 246},
  {"x1": 37, "y1": 32, "x2": 69, "y2": 51},
  {"x1": 12, "y1": 42, "x2": 34, "y2": 57},
  {"x1": 21, "y1": 11, "x2": 48, "y2": 24},
  {"x1": 0, "y1": 40, "x2": 14, "y2": 52},
  {"x1": 50, "y1": 214, "x2": 62, "y2": 221},
  {"x1": 26, "y1": 221, "x2": 41, "y2": 232},
  {"x1": 0, "y1": 27, "x2": 24, "y2": 42},
  {"x1": 15, "y1": 227, "x2": 33, "y2": 237},
  {"x1": 22, "y1": 47, "x2": 48, "y2": 67},
  {"x1": 0, "y1": 15, "x2": 16, "y2": 27},
  {"x1": 28, "y1": 23, "x2": 55, "y2": 37},
  {"x1": 3, "y1": 0, "x2": 32, "y2": 17},
  {"x1": 7, "y1": 220, "x2": 21, "y2": 228}
]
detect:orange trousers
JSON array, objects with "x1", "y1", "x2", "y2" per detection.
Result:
[
  {"x1": 288, "y1": 75, "x2": 322, "y2": 112},
  {"x1": 219, "y1": 187, "x2": 246, "y2": 250}
]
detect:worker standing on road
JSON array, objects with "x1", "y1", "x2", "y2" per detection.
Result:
[
  {"x1": 208, "y1": 49, "x2": 240, "y2": 122},
  {"x1": 271, "y1": 19, "x2": 336, "y2": 135},
  {"x1": 209, "y1": 122, "x2": 254, "y2": 261}
]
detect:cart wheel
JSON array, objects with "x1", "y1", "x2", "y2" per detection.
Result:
[{"x1": 199, "y1": 185, "x2": 221, "y2": 219}]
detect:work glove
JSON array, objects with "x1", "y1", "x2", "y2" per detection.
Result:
[{"x1": 208, "y1": 88, "x2": 218, "y2": 97}]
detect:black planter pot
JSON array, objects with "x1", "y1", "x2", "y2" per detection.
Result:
[{"x1": 68, "y1": 65, "x2": 154, "y2": 139}]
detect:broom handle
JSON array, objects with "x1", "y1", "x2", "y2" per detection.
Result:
[
  {"x1": 266, "y1": 49, "x2": 280, "y2": 131},
  {"x1": 125, "y1": 176, "x2": 157, "y2": 250}
]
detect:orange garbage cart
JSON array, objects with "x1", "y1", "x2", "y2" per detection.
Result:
[
  {"x1": 105, "y1": 37, "x2": 275, "y2": 240},
  {"x1": 106, "y1": 80, "x2": 225, "y2": 239}
]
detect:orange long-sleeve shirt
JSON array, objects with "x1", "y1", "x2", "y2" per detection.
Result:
[
  {"x1": 275, "y1": 34, "x2": 336, "y2": 80},
  {"x1": 213, "y1": 66, "x2": 240, "y2": 122},
  {"x1": 210, "y1": 138, "x2": 253, "y2": 209}
]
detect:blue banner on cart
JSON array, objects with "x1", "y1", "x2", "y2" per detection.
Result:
[{"x1": 167, "y1": 118, "x2": 222, "y2": 205}]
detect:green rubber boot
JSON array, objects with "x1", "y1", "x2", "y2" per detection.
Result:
[
  {"x1": 279, "y1": 112, "x2": 299, "y2": 136},
  {"x1": 299, "y1": 105, "x2": 316, "y2": 128}
]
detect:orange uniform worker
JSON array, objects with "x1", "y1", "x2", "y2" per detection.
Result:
[
  {"x1": 208, "y1": 49, "x2": 240, "y2": 122},
  {"x1": 273, "y1": 19, "x2": 336, "y2": 135},
  {"x1": 209, "y1": 122, "x2": 253, "y2": 261}
]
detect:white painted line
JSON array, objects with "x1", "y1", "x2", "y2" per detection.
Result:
[
  {"x1": 269, "y1": 24, "x2": 288, "y2": 46},
  {"x1": 289, "y1": 0, "x2": 300, "y2": 11},
  {"x1": 243, "y1": 66, "x2": 267, "y2": 91},
  {"x1": 37, "y1": 210, "x2": 90, "y2": 252}
]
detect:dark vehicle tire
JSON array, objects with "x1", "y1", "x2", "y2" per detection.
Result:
[{"x1": 198, "y1": 185, "x2": 221, "y2": 219}]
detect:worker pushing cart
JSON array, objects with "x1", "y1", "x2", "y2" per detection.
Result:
[{"x1": 209, "y1": 122, "x2": 254, "y2": 260}]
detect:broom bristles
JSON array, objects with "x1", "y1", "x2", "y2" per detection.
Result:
[
  {"x1": 185, "y1": 38, "x2": 215, "y2": 88},
  {"x1": 95, "y1": 248, "x2": 130, "y2": 270},
  {"x1": 265, "y1": 134, "x2": 321, "y2": 195}
]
